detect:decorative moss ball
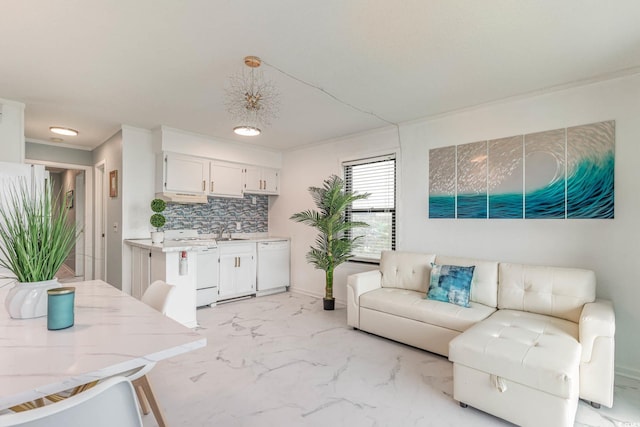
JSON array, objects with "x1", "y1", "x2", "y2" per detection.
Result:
[
  {"x1": 150, "y1": 198, "x2": 166, "y2": 213},
  {"x1": 150, "y1": 213, "x2": 166, "y2": 229}
]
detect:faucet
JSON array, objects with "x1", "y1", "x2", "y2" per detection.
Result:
[{"x1": 217, "y1": 225, "x2": 231, "y2": 240}]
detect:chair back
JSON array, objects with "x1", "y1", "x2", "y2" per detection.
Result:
[
  {"x1": 0, "y1": 377, "x2": 142, "y2": 427},
  {"x1": 141, "y1": 280, "x2": 176, "y2": 314}
]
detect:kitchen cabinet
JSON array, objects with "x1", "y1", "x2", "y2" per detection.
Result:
[
  {"x1": 161, "y1": 153, "x2": 208, "y2": 194},
  {"x1": 218, "y1": 243, "x2": 256, "y2": 300},
  {"x1": 130, "y1": 246, "x2": 152, "y2": 299},
  {"x1": 126, "y1": 241, "x2": 198, "y2": 328},
  {"x1": 209, "y1": 161, "x2": 244, "y2": 198},
  {"x1": 244, "y1": 166, "x2": 279, "y2": 195}
]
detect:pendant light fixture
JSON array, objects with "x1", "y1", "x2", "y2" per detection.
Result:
[{"x1": 225, "y1": 56, "x2": 279, "y2": 136}]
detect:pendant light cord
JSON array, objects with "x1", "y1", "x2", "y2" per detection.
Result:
[{"x1": 262, "y1": 60, "x2": 403, "y2": 149}]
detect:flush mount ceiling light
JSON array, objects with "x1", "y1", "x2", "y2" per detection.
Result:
[
  {"x1": 50, "y1": 126, "x2": 78, "y2": 136},
  {"x1": 233, "y1": 126, "x2": 261, "y2": 137},
  {"x1": 225, "y1": 56, "x2": 279, "y2": 137}
]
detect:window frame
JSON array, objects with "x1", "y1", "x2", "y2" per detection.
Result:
[{"x1": 343, "y1": 153, "x2": 397, "y2": 264}]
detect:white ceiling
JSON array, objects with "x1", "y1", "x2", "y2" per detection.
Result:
[{"x1": 2, "y1": 1, "x2": 640, "y2": 151}]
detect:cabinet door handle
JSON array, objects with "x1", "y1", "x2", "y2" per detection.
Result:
[
  {"x1": 211, "y1": 181, "x2": 214, "y2": 192},
  {"x1": 202, "y1": 180, "x2": 206, "y2": 191},
  {"x1": 264, "y1": 180, "x2": 267, "y2": 190},
  {"x1": 238, "y1": 257, "x2": 241, "y2": 268}
]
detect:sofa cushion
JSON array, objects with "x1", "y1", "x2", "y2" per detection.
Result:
[
  {"x1": 435, "y1": 255, "x2": 498, "y2": 308},
  {"x1": 360, "y1": 287, "x2": 496, "y2": 333},
  {"x1": 426, "y1": 264, "x2": 474, "y2": 307},
  {"x1": 380, "y1": 251, "x2": 436, "y2": 293},
  {"x1": 449, "y1": 309, "x2": 580, "y2": 399},
  {"x1": 498, "y1": 263, "x2": 596, "y2": 323}
]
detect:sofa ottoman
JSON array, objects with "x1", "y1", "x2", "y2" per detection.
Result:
[{"x1": 450, "y1": 310, "x2": 581, "y2": 426}]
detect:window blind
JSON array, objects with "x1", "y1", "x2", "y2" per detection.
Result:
[{"x1": 344, "y1": 154, "x2": 396, "y2": 262}]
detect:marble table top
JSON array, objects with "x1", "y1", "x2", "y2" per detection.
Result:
[{"x1": 0, "y1": 280, "x2": 206, "y2": 410}]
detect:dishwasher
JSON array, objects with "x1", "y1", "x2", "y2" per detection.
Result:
[
  {"x1": 196, "y1": 246, "x2": 219, "y2": 307},
  {"x1": 257, "y1": 240, "x2": 290, "y2": 296}
]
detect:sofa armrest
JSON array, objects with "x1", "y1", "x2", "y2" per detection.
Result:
[
  {"x1": 579, "y1": 299, "x2": 615, "y2": 362},
  {"x1": 347, "y1": 270, "x2": 382, "y2": 328},
  {"x1": 579, "y1": 299, "x2": 615, "y2": 408}
]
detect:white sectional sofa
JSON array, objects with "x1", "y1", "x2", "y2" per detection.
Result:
[{"x1": 347, "y1": 251, "x2": 615, "y2": 427}]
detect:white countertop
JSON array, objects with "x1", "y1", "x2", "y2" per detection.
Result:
[
  {"x1": 125, "y1": 235, "x2": 290, "y2": 252},
  {"x1": 0, "y1": 280, "x2": 206, "y2": 410}
]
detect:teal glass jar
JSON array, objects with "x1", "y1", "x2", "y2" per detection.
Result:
[{"x1": 47, "y1": 287, "x2": 75, "y2": 330}]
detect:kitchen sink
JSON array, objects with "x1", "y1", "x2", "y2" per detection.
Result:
[{"x1": 217, "y1": 237, "x2": 248, "y2": 241}]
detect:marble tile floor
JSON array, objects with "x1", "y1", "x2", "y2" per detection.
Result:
[{"x1": 143, "y1": 292, "x2": 640, "y2": 427}]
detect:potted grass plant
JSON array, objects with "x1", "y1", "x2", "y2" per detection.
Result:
[
  {"x1": 290, "y1": 175, "x2": 369, "y2": 310},
  {"x1": 0, "y1": 181, "x2": 77, "y2": 319}
]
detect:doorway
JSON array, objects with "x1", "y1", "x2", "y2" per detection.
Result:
[{"x1": 26, "y1": 159, "x2": 94, "y2": 281}]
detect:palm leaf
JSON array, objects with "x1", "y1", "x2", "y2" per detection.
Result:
[{"x1": 289, "y1": 175, "x2": 370, "y2": 298}]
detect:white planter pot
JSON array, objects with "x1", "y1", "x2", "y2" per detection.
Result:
[
  {"x1": 4, "y1": 278, "x2": 61, "y2": 319},
  {"x1": 151, "y1": 231, "x2": 164, "y2": 244}
]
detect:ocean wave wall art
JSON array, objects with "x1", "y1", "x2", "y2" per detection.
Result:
[{"x1": 428, "y1": 120, "x2": 615, "y2": 220}]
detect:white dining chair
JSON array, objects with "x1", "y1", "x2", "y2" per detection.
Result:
[
  {"x1": 43, "y1": 280, "x2": 176, "y2": 427},
  {"x1": 0, "y1": 376, "x2": 143, "y2": 427},
  {"x1": 141, "y1": 279, "x2": 175, "y2": 314},
  {"x1": 128, "y1": 280, "x2": 176, "y2": 427}
]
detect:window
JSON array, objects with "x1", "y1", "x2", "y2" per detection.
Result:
[{"x1": 344, "y1": 154, "x2": 396, "y2": 262}]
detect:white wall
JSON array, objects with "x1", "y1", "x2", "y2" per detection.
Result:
[
  {"x1": 155, "y1": 126, "x2": 282, "y2": 169},
  {"x1": 121, "y1": 125, "x2": 154, "y2": 295},
  {"x1": 0, "y1": 98, "x2": 25, "y2": 163},
  {"x1": 269, "y1": 127, "x2": 400, "y2": 302},
  {"x1": 271, "y1": 73, "x2": 640, "y2": 379},
  {"x1": 122, "y1": 126, "x2": 155, "y2": 239},
  {"x1": 92, "y1": 131, "x2": 123, "y2": 289},
  {"x1": 25, "y1": 142, "x2": 93, "y2": 166}
]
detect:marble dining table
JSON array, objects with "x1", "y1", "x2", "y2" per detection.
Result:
[{"x1": 0, "y1": 279, "x2": 206, "y2": 410}]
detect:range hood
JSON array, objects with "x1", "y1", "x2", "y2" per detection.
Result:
[{"x1": 155, "y1": 192, "x2": 208, "y2": 204}]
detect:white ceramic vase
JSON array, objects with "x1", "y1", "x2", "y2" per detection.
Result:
[
  {"x1": 151, "y1": 231, "x2": 164, "y2": 244},
  {"x1": 4, "y1": 278, "x2": 61, "y2": 319}
]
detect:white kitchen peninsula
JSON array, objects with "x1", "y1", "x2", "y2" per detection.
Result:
[{"x1": 125, "y1": 239, "x2": 200, "y2": 328}]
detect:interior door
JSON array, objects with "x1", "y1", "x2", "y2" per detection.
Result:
[
  {"x1": 94, "y1": 162, "x2": 106, "y2": 281},
  {"x1": 74, "y1": 171, "x2": 85, "y2": 279}
]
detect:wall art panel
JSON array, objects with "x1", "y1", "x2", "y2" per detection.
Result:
[
  {"x1": 524, "y1": 128, "x2": 566, "y2": 219},
  {"x1": 566, "y1": 121, "x2": 615, "y2": 218},
  {"x1": 488, "y1": 136, "x2": 523, "y2": 218},
  {"x1": 456, "y1": 141, "x2": 487, "y2": 219},
  {"x1": 428, "y1": 120, "x2": 614, "y2": 220},
  {"x1": 428, "y1": 146, "x2": 456, "y2": 218}
]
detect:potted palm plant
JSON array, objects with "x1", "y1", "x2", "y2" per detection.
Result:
[
  {"x1": 0, "y1": 182, "x2": 77, "y2": 319},
  {"x1": 290, "y1": 175, "x2": 369, "y2": 310}
]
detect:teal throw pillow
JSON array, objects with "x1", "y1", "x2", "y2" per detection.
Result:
[{"x1": 426, "y1": 263, "x2": 475, "y2": 308}]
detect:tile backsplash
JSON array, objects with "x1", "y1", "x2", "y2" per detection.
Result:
[{"x1": 164, "y1": 194, "x2": 268, "y2": 234}]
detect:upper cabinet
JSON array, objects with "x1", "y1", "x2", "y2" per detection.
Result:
[
  {"x1": 157, "y1": 152, "x2": 279, "y2": 198},
  {"x1": 209, "y1": 161, "x2": 244, "y2": 198},
  {"x1": 162, "y1": 153, "x2": 207, "y2": 194},
  {"x1": 244, "y1": 166, "x2": 279, "y2": 195}
]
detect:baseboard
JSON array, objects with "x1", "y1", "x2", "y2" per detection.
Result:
[
  {"x1": 288, "y1": 286, "x2": 346, "y2": 307},
  {"x1": 615, "y1": 365, "x2": 640, "y2": 381}
]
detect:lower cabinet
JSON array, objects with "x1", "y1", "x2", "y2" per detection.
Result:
[
  {"x1": 218, "y1": 243, "x2": 256, "y2": 300},
  {"x1": 130, "y1": 246, "x2": 152, "y2": 299},
  {"x1": 128, "y1": 244, "x2": 198, "y2": 328}
]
